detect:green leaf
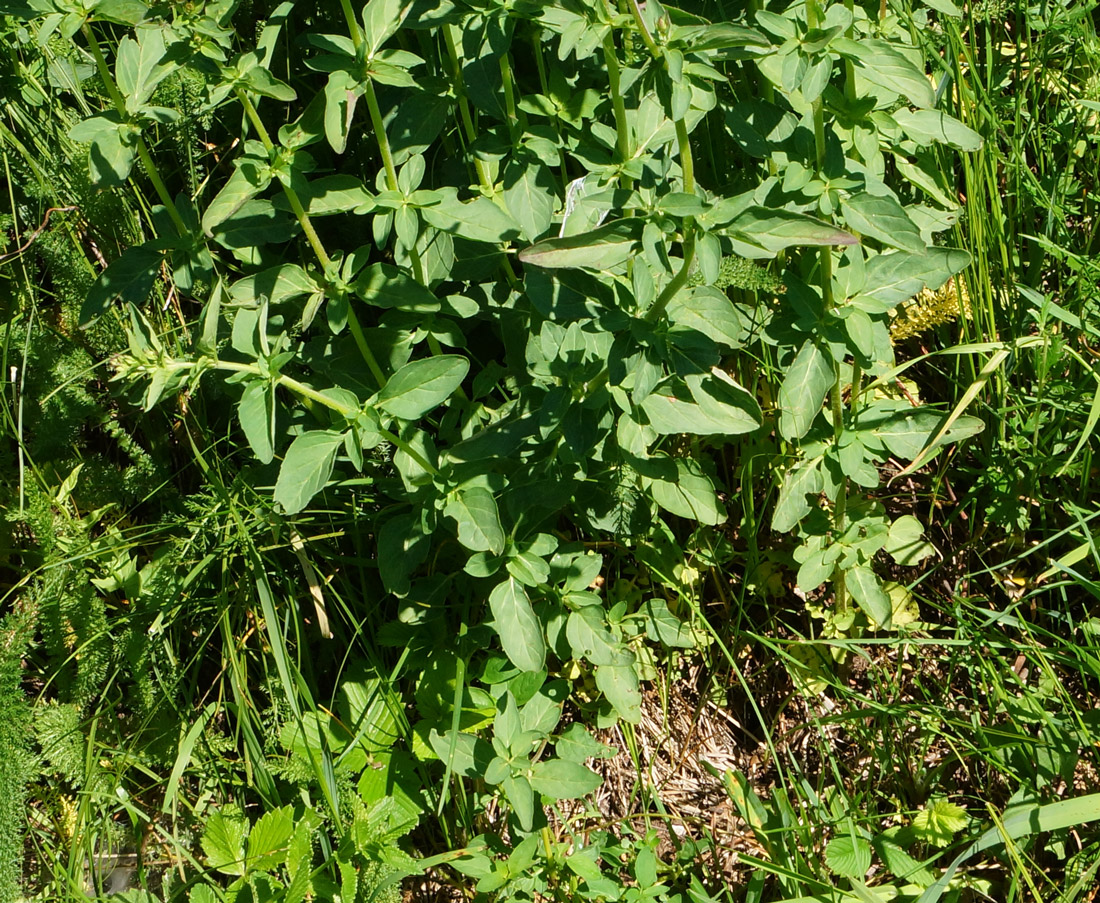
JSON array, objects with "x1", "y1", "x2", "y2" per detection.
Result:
[
  {"x1": 247, "y1": 806, "x2": 294, "y2": 872},
  {"x1": 825, "y1": 834, "x2": 872, "y2": 878},
  {"x1": 238, "y1": 381, "x2": 276, "y2": 464},
  {"x1": 502, "y1": 158, "x2": 556, "y2": 242},
  {"x1": 725, "y1": 207, "x2": 857, "y2": 254},
  {"x1": 324, "y1": 69, "x2": 358, "y2": 154},
  {"x1": 202, "y1": 157, "x2": 271, "y2": 235},
  {"x1": 650, "y1": 458, "x2": 726, "y2": 525},
  {"x1": 669, "y1": 287, "x2": 747, "y2": 348},
  {"x1": 555, "y1": 724, "x2": 617, "y2": 764},
  {"x1": 684, "y1": 371, "x2": 763, "y2": 434},
  {"x1": 501, "y1": 773, "x2": 536, "y2": 831},
  {"x1": 834, "y1": 38, "x2": 934, "y2": 107},
  {"x1": 355, "y1": 263, "x2": 440, "y2": 312},
  {"x1": 566, "y1": 606, "x2": 625, "y2": 666},
  {"x1": 115, "y1": 28, "x2": 171, "y2": 107},
  {"x1": 82, "y1": 245, "x2": 162, "y2": 325},
  {"x1": 518, "y1": 219, "x2": 644, "y2": 270},
  {"x1": 428, "y1": 729, "x2": 494, "y2": 778},
  {"x1": 79, "y1": 118, "x2": 138, "y2": 187},
  {"x1": 362, "y1": 0, "x2": 410, "y2": 56},
  {"x1": 892, "y1": 108, "x2": 981, "y2": 151},
  {"x1": 273, "y1": 430, "x2": 344, "y2": 514},
  {"x1": 883, "y1": 514, "x2": 935, "y2": 565},
  {"x1": 864, "y1": 407, "x2": 984, "y2": 460},
  {"x1": 230, "y1": 265, "x2": 319, "y2": 306},
  {"x1": 841, "y1": 192, "x2": 926, "y2": 253},
  {"x1": 853, "y1": 247, "x2": 971, "y2": 311},
  {"x1": 778, "y1": 340, "x2": 833, "y2": 440},
  {"x1": 595, "y1": 662, "x2": 641, "y2": 723},
  {"x1": 445, "y1": 488, "x2": 505, "y2": 555},
  {"x1": 772, "y1": 456, "x2": 824, "y2": 532},
  {"x1": 201, "y1": 810, "x2": 248, "y2": 876},
  {"x1": 642, "y1": 597, "x2": 694, "y2": 648},
  {"x1": 912, "y1": 799, "x2": 969, "y2": 847},
  {"x1": 489, "y1": 578, "x2": 546, "y2": 673},
  {"x1": 376, "y1": 355, "x2": 469, "y2": 420},
  {"x1": 420, "y1": 190, "x2": 522, "y2": 243},
  {"x1": 529, "y1": 759, "x2": 603, "y2": 800},
  {"x1": 846, "y1": 566, "x2": 893, "y2": 628}
]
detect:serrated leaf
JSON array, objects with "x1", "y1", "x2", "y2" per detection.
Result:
[
  {"x1": 247, "y1": 806, "x2": 294, "y2": 872},
  {"x1": 201, "y1": 811, "x2": 248, "y2": 876},
  {"x1": 489, "y1": 578, "x2": 546, "y2": 673},
  {"x1": 912, "y1": 799, "x2": 969, "y2": 847},
  {"x1": 445, "y1": 487, "x2": 505, "y2": 555},
  {"x1": 376, "y1": 355, "x2": 469, "y2": 419},
  {"x1": 778, "y1": 340, "x2": 833, "y2": 440},
  {"x1": 273, "y1": 430, "x2": 344, "y2": 514},
  {"x1": 825, "y1": 834, "x2": 872, "y2": 878},
  {"x1": 529, "y1": 758, "x2": 603, "y2": 800}
]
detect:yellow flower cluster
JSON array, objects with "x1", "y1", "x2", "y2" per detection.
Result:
[{"x1": 890, "y1": 276, "x2": 972, "y2": 341}]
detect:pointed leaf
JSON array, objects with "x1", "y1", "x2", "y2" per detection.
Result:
[
  {"x1": 529, "y1": 759, "x2": 603, "y2": 800},
  {"x1": 518, "y1": 219, "x2": 644, "y2": 270},
  {"x1": 445, "y1": 487, "x2": 505, "y2": 555},
  {"x1": 273, "y1": 430, "x2": 344, "y2": 514},
  {"x1": 778, "y1": 340, "x2": 833, "y2": 440},
  {"x1": 376, "y1": 355, "x2": 469, "y2": 420},
  {"x1": 841, "y1": 192, "x2": 926, "y2": 253},
  {"x1": 847, "y1": 566, "x2": 893, "y2": 628},
  {"x1": 489, "y1": 578, "x2": 546, "y2": 673}
]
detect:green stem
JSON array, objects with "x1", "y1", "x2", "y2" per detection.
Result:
[
  {"x1": 442, "y1": 26, "x2": 493, "y2": 190},
  {"x1": 628, "y1": 0, "x2": 661, "y2": 58},
  {"x1": 338, "y1": 0, "x2": 364, "y2": 49},
  {"x1": 602, "y1": 34, "x2": 631, "y2": 164},
  {"x1": 645, "y1": 119, "x2": 697, "y2": 321},
  {"x1": 209, "y1": 360, "x2": 437, "y2": 475},
  {"x1": 499, "y1": 52, "x2": 519, "y2": 140},
  {"x1": 236, "y1": 90, "x2": 386, "y2": 388},
  {"x1": 82, "y1": 25, "x2": 189, "y2": 236},
  {"x1": 362, "y1": 79, "x2": 399, "y2": 192}
]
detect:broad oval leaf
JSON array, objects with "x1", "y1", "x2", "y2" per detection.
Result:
[
  {"x1": 529, "y1": 759, "x2": 603, "y2": 800},
  {"x1": 778, "y1": 340, "x2": 833, "y2": 440},
  {"x1": 854, "y1": 247, "x2": 972, "y2": 311},
  {"x1": 847, "y1": 565, "x2": 893, "y2": 628},
  {"x1": 376, "y1": 355, "x2": 469, "y2": 420},
  {"x1": 444, "y1": 487, "x2": 505, "y2": 555},
  {"x1": 273, "y1": 430, "x2": 344, "y2": 514},
  {"x1": 841, "y1": 192, "x2": 926, "y2": 253},
  {"x1": 488, "y1": 578, "x2": 546, "y2": 673}
]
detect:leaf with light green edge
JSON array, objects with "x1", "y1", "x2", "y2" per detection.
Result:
[
  {"x1": 501, "y1": 773, "x2": 536, "y2": 831},
  {"x1": 502, "y1": 158, "x2": 556, "y2": 242},
  {"x1": 241, "y1": 63, "x2": 296, "y2": 101},
  {"x1": 642, "y1": 597, "x2": 694, "y2": 648},
  {"x1": 843, "y1": 308, "x2": 875, "y2": 359},
  {"x1": 671, "y1": 22, "x2": 769, "y2": 52},
  {"x1": 238, "y1": 381, "x2": 276, "y2": 464},
  {"x1": 518, "y1": 219, "x2": 644, "y2": 270},
  {"x1": 376, "y1": 355, "x2": 469, "y2": 420},
  {"x1": 772, "y1": 456, "x2": 825, "y2": 532},
  {"x1": 641, "y1": 382, "x2": 757, "y2": 437},
  {"x1": 883, "y1": 514, "x2": 935, "y2": 565},
  {"x1": 841, "y1": 192, "x2": 926, "y2": 253},
  {"x1": 354, "y1": 262, "x2": 440, "y2": 312},
  {"x1": 917, "y1": 793, "x2": 1100, "y2": 903},
  {"x1": 201, "y1": 810, "x2": 248, "y2": 876},
  {"x1": 650, "y1": 458, "x2": 726, "y2": 525},
  {"x1": 323, "y1": 69, "x2": 358, "y2": 155},
  {"x1": 83, "y1": 120, "x2": 138, "y2": 187},
  {"x1": 684, "y1": 370, "x2": 763, "y2": 434},
  {"x1": 444, "y1": 487, "x2": 505, "y2": 556},
  {"x1": 420, "y1": 190, "x2": 522, "y2": 244},
  {"x1": 921, "y1": 0, "x2": 962, "y2": 14},
  {"x1": 853, "y1": 247, "x2": 972, "y2": 312},
  {"x1": 566, "y1": 606, "x2": 625, "y2": 666},
  {"x1": 825, "y1": 834, "x2": 872, "y2": 878},
  {"x1": 202, "y1": 158, "x2": 271, "y2": 235},
  {"x1": 489, "y1": 578, "x2": 546, "y2": 673},
  {"x1": 342, "y1": 678, "x2": 400, "y2": 751},
  {"x1": 724, "y1": 207, "x2": 857, "y2": 254},
  {"x1": 668, "y1": 287, "x2": 748, "y2": 348},
  {"x1": 778, "y1": 340, "x2": 833, "y2": 440},
  {"x1": 847, "y1": 566, "x2": 893, "y2": 628},
  {"x1": 892, "y1": 108, "x2": 980, "y2": 151},
  {"x1": 81, "y1": 244, "x2": 162, "y2": 325},
  {"x1": 273, "y1": 430, "x2": 344, "y2": 514},
  {"x1": 555, "y1": 724, "x2": 617, "y2": 764},
  {"x1": 873, "y1": 835, "x2": 936, "y2": 887},
  {"x1": 833, "y1": 38, "x2": 934, "y2": 107},
  {"x1": 529, "y1": 759, "x2": 603, "y2": 800},
  {"x1": 912, "y1": 799, "x2": 969, "y2": 848},
  {"x1": 246, "y1": 806, "x2": 294, "y2": 872},
  {"x1": 595, "y1": 662, "x2": 641, "y2": 723},
  {"x1": 506, "y1": 550, "x2": 551, "y2": 587}
]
